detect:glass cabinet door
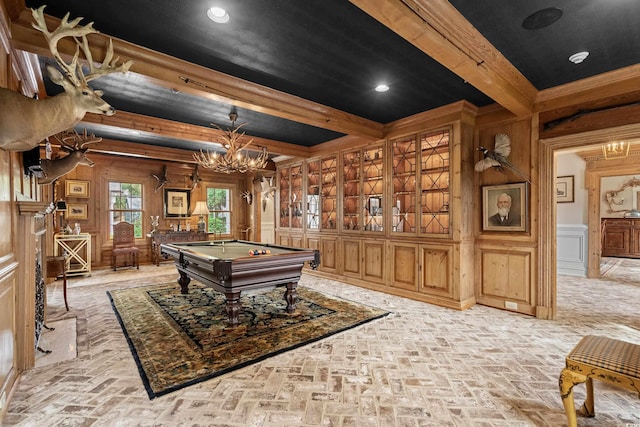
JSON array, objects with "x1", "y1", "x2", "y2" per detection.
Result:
[
  {"x1": 306, "y1": 160, "x2": 320, "y2": 230},
  {"x1": 391, "y1": 135, "x2": 418, "y2": 234},
  {"x1": 290, "y1": 164, "x2": 303, "y2": 229},
  {"x1": 278, "y1": 167, "x2": 290, "y2": 228},
  {"x1": 391, "y1": 129, "x2": 450, "y2": 235},
  {"x1": 342, "y1": 150, "x2": 360, "y2": 231},
  {"x1": 363, "y1": 144, "x2": 384, "y2": 232},
  {"x1": 419, "y1": 129, "x2": 450, "y2": 234},
  {"x1": 321, "y1": 156, "x2": 337, "y2": 230}
]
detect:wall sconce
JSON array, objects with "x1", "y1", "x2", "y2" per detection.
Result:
[{"x1": 191, "y1": 201, "x2": 210, "y2": 232}]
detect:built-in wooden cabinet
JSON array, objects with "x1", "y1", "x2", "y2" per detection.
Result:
[
  {"x1": 275, "y1": 125, "x2": 472, "y2": 310},
  {"x1": 601, "y1": 218, "x2": 640, "y2": 258},
  {"x1": 390, "y1": 242, "x2": 451, "y2": 294}
]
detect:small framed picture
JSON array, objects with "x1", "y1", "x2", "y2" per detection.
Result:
[
  {"x1": 556, "y1": 175, "x2": 575, "y2": 203},
  {"x1": 66, "y1": 203, "x2": 88, "y2": 220},
  {"x1": 164, "y1": 188, "x2": 191, "y2": 218},
  {"x1": 65, "y1": 180, "x2": 90, "y2": 198},
  {"x1": 368, "y1": 197, "x2": 381, "y2": 215},
  {"x1": 482, "y1": 182, "x2": 528, "y2": 232}
]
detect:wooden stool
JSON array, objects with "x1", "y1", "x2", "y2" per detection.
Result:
[
  {"x1": 46, "y1": 255, "x2": 68, "y2": 311},
  {"x1": 559, "y1": 335, "x2": 640, "y2": 427}
]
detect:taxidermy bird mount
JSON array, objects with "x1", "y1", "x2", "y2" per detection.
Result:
[{"x1": 475, "y1": 133, "x2": 531, "y2": 183}]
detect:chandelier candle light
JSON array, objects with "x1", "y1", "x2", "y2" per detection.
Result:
[
  {"x1": 194, "y1": 109, "x2": 269, "y2": 174},
  {"x1": 602, "y1": 141, "x2": 630, "y2": 159}
]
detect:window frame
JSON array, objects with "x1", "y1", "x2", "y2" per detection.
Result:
[
  {"x1": 205, "y1": 184, "x2": 234, "y2": 236},
  {"x1": 108, "y1": 181, "x2": 144, "y2": 239}
]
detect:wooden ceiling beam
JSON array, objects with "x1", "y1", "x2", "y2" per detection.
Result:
[
  {"x1": 349, "y1": 0, "x2": 537, "y2": 117},
  {"x1": 80, "y1": 111, "x2": 312, "y2": 159},
  {"x1": 9, "y1": 9, "x2": 384, "y2": 140}
]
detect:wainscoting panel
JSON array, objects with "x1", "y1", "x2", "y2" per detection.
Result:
[{"x1": 557, "y1": 224, "x2": 588, "y2": 277}]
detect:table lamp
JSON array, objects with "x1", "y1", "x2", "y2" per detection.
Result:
[
  {"x1": 192, "y1": 201, "x2": 210, "y2": 232},
  {"x1": 55, "y1": 200, "x2": 67, "y2": 233}
]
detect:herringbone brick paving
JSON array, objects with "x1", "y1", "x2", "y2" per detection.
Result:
[{"x1": 3, "y1": 259, "x2": 640, "y2": 426}]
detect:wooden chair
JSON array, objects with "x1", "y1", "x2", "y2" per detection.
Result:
[
  {"x1": 46, "y1": 255, "x2": 68, "y2": 311},
  {"x1": 559, "y1": 335, "x2": 640, "y2": 427},
  {"x1": 112, "y1": 221, "x2": 139, "y2": 271}
]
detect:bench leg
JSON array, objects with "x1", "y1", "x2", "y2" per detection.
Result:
[
  {"x1": 559, "y1": 368, "x2": 588, "y2": 427},
  {"x1": 578, "y1": 377, "x2": 595, "y2": 418}
]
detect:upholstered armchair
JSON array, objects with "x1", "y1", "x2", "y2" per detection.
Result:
[{"x1": 112, "y1": 221, "x2": 139, "y2": 271}]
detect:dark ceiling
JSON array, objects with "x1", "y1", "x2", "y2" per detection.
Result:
[{"x1": 18, "y1": 0, "x2": 640, "y2": 157}]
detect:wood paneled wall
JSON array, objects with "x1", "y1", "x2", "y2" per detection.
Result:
[{"x1": 52, "y1": 153, "x2": 253, "y2": 269}]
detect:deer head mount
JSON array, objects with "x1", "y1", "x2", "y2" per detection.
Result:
[
  {"x1": 38, "y1": 129, "x2": 102, "y2": 184},
  {"x1": 241, "y1": 191, "x2": 253, "y2": 205},
  {"x1": 152, "y1": 164, "x2": 170, "y2": 193},
  {"x1": 189, "y1": 165, "x2": 202, "y2": 191},
  {"x1": 255, "y1": 175, "x2": 276, "y2": 212},
  {"x1": 0, "y1": 6, "x2": 133, "y2": 152}
]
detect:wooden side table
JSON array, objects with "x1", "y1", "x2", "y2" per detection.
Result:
[
  {"x1": 46, "y1": 255, "x2": 68, "y2": 311},
  {"x1": 54, "y1": 233, "x2": 91, "y2": 276}
]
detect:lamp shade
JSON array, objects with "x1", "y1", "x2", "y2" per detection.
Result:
[
  {"x1": 192, "y1": 201, "x2": 210, "y2": 216},
  {"x1": 56, "y1": 200, "x2": 67, "y2": 211}
]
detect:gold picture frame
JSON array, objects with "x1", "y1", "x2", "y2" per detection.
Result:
[
  {"x1": 66, "y1": 203, "x2": 88, "y2": 220},
  {"x1": 65, "y1": 179, "x2": 90, "y2": 198},
  {"x1": 482, "y1": 182, "x2": 528, "y2": 232},
  {"x1": 556, "y1": 175, "x2": 575, "y2": 203},
  {"x1": 164, "y1": 188, "x2": 191, "y2": 218}
]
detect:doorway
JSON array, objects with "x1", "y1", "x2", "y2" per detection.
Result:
[{"x1": 540, "y1": 122, "x2": 640, "y2": 319}]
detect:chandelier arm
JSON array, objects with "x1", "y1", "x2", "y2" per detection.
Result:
[{"x1": 194, "y1": 112, "x2": 269, "y2": 173}]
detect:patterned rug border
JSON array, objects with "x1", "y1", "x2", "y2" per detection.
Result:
[{"x1": 107, "y1": 283, "x2": 390, "y2": 399}]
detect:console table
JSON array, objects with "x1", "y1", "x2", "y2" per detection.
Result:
[
  {"x1": 601, "y1": 218, "x2": 640, "y2": 258},
  {"x1": 148, "y1": 230, "x2": 209, "y2": 265},
  {"x1": 54, "y1": 233, "x2": 91, "y2": 276}
]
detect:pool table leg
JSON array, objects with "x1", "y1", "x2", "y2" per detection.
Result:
[
  {"x1": 178, "y1": 270, "x2": 191, "y2": 294},
  {"x1": 224, "y1": 291, "x2": 241, "y2": 326},
  {"x1": 284, "y1": 282, "x2": 298, "y2": 313}
]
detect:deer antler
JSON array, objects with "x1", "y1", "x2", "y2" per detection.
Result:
[
  {"x1": 54, "y1": 129, "x2": 102, "y2": 152},
  {"x1": 78, "y1": 34, "x2": 133, "y2": 83},
  {"x1": 31, "y1": 6, "x2": 133, "y2": 86}
]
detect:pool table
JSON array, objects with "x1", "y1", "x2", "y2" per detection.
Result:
[{"x1": 160, "y1": 240, "x2": 320, "y2": 326}]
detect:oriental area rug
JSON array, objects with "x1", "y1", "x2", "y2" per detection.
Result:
[{"x1": 107, "y1": 283, "x2": 389, "y2": 399}]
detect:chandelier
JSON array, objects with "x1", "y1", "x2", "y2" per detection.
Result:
[
  {"x1": 602, "y1": 141, "x2": 630, "y2": 160},
  {"x1": 194, "y1": 109, "x2": 269, "y2": 174}
]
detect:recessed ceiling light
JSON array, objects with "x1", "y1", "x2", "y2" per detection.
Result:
[
  {"x1": 375, "y1": 84, "x2": 389, "y2": 93},
  {"x1": 207, "y1": 7, "x2": 230, "y2": 24},
  {"x1": 569, "y1": 51, "x2": 589, "y2": 64}
]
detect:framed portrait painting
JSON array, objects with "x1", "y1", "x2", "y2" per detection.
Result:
[
  {"x1": 556, "y1": 175, "x2": 574, "y2": 203},
  {"x1": 65, "y1": 179, "x2": 90, "y2": 198},
  {"x1": 164, "y1": 188, "x2": 191, "y2": 218},
  {"x1": 482, "y1": 182, "x2": 528, "y2": 232}
]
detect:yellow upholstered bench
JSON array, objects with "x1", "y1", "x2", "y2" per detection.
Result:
[{"x1": 559, "y1": 335, "x2": 640, "y2": 427}]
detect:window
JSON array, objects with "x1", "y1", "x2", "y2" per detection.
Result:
[
  {"x1": 109, "y1": 182, "x2": 143, "y2": 238},
  {"x1": 206, "y1": 186, "x2": 232, "y2": 234}
]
